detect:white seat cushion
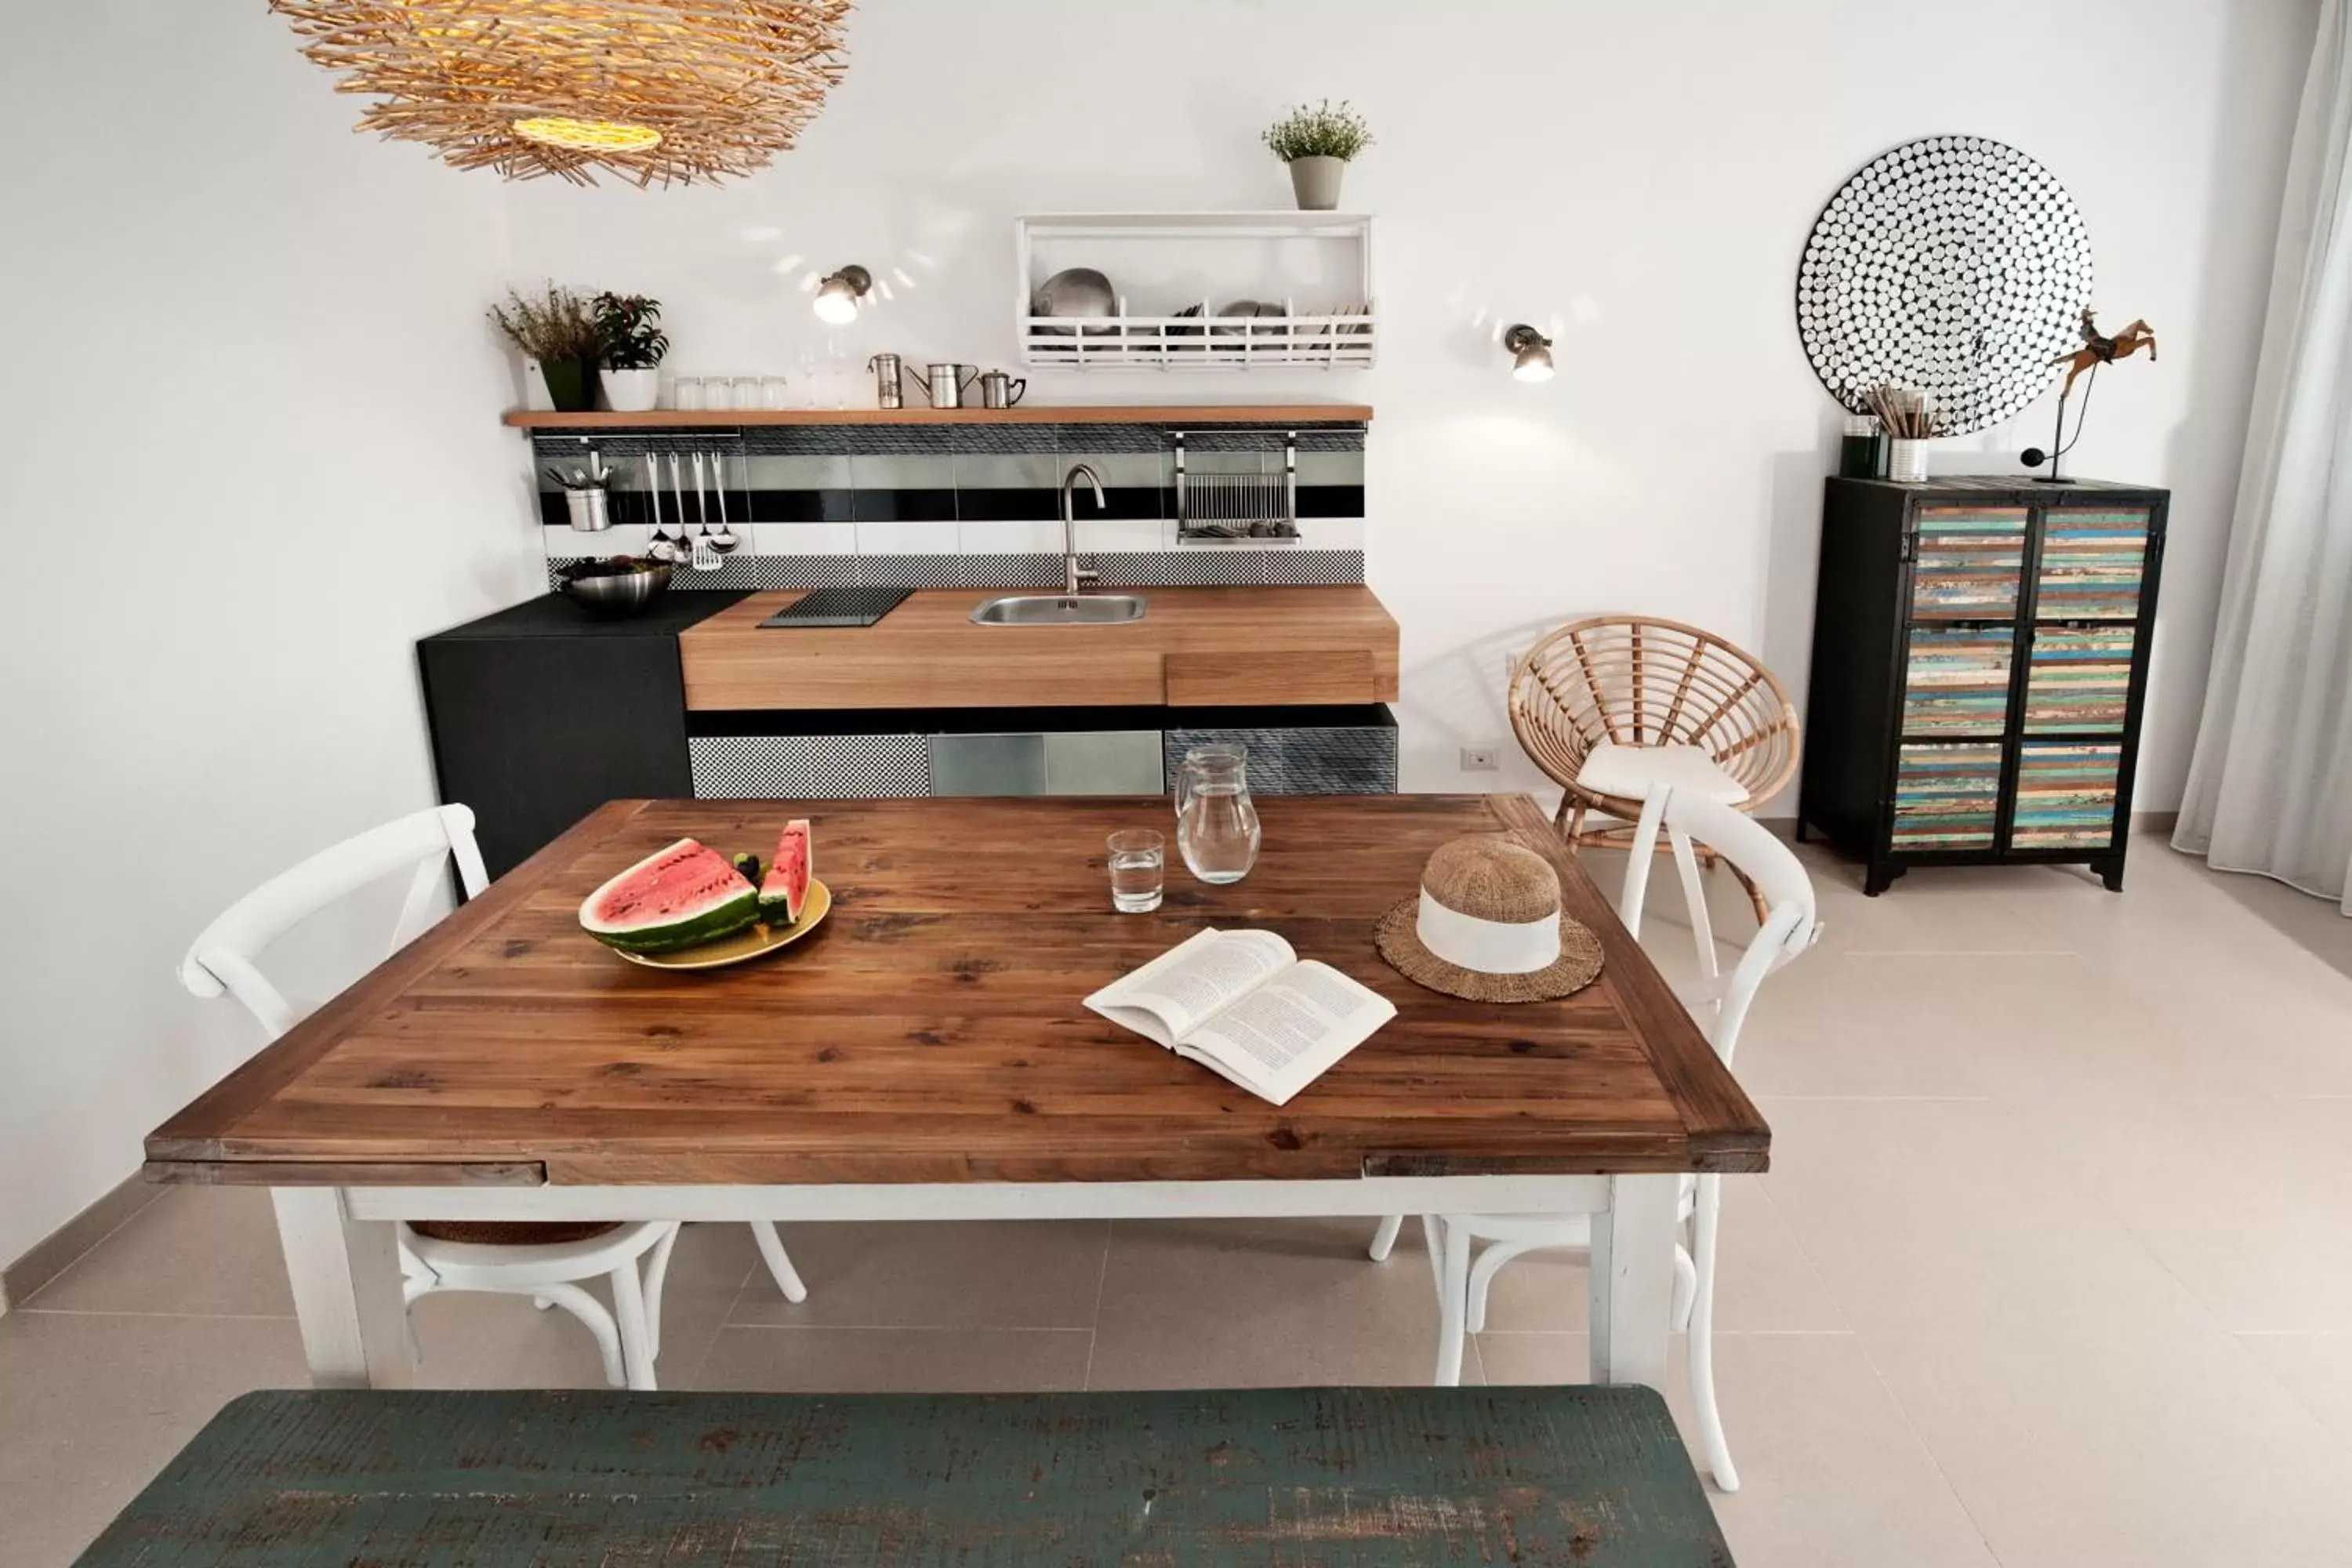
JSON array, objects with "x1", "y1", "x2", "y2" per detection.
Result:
[{"x1": 1574, "y1": 741, "x2": 1749, "y2": 806}]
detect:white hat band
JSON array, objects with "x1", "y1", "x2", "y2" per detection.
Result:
[{"x1": 1415, "y1": 888, "x2": 1562, "y2": 975}]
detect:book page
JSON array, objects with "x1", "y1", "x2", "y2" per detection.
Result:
[
  {"x1": 1180, "y1": 960, "x2": 1397, "y2": 1107},
  {"x1": 1083, "y1": 928, "x2": 1295, "y2": 1047}
]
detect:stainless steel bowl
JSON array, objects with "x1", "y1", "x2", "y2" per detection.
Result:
[
  {"x1": 1033, "y1": 267, "x2": 1116, "y2": 336},
  {"x1": 557, "y1": 561, "x2": 673, "y2": 617}
]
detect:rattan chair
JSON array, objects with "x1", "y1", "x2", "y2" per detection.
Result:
[{"x1": 1508, "y1": 617, "x2": 1798, "y2": 911}]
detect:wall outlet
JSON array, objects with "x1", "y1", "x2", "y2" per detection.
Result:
[{"x1": 1460, "y1": 746, "x2": 1501, "y2": 772}]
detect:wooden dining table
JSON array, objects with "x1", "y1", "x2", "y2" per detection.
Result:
[{"x1": 146, "y1": 793, "x2": 1767, "y2": 1392}]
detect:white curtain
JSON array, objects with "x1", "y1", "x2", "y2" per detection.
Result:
[{"x1": 2174, "y1": 0, "x2": 2352, "y2": 914}]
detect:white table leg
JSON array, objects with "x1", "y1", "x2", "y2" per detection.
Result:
[
  {"x1": 1588, "y1": 1174, "x2": 1678, "y2": 1388},
  {"x1": 270, "y1": 1188, "x2": 413, "y2": 1389}
]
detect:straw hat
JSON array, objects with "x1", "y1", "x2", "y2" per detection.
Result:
[{"x1": 1375, "y1": 835, "x2": 1605, "y2": 1003}]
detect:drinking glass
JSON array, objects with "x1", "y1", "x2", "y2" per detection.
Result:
[
  {"x1": 1106, "y1": 829, "x2": 1165, "y2": 913},
  {"x1": 731, "y1": 376, "x2": 762, "y2": 409},
  {"x1": 760, "y1": 376, "x2": 791, "y2": 408},
  {"x1": 669, "y1": 376, "x2": 705, "y2": 411},
  {"x1": 1174, "y1": 744, "x2": 1261, "y2": 885}
]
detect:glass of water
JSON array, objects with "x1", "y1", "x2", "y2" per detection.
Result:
[{"x1": 1106, "y1": 829, "x2": 1165, "y2": 914}]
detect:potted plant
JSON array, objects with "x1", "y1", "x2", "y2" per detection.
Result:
[
  {"x1": 593, "y1": 292, "x2": 670, "y2": 412},
  {"x1": 1262, "y1": 100, "x2": 1372, "y2": 212},
  {"x1": 488, "y1": 283, "x2": 601, "y2": 412}
]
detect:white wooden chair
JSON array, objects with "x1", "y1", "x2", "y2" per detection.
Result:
[
  {"x1": 176, "y1": 803, "x2": 808, "y2": 1390},
  {"x1": 1367, "y1": 786, "x2": 1821, "y2": 1491}
]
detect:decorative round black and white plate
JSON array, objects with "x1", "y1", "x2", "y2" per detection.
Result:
[{"x1": 1795, "y1": 135, "x2": 2092, "y2": 435}]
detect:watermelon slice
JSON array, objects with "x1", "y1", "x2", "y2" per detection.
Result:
[
  {"x1": 579, "y1": 838, "x2": 759, "y2": 953},
  {"x1": 758, "y1": 818, "x2": 813, "y2": 926}
]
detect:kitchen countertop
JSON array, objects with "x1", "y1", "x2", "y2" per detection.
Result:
[
  {"x1": 678, "y1": 586, "x2": 1400, "y2": 712},
  {"x1": 423, "y1": 589, "x2": 750, "y2": 641}
]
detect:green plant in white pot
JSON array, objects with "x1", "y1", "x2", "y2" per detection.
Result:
[
  {"x1": 594, "y1": 292, "x2": 669, "y2": 412},
  {"x1": 1264, "y1": 100, "x2": 1372, "y2": 212}
]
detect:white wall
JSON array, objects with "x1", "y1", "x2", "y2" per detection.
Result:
[
  {"x1": 0, "y1": 0, "x2": 2315, "y2": 1271},
  {"x1": 504, "y1": 0, "x2": 2313, "y2": 806},
  {"x1": 0, "y1": 5, "x2": 532, "y2": 1270}
]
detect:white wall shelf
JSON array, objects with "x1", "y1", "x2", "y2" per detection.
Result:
[{"x1": 1015, "y1": 212, "x2": 1376, "y2": 372}]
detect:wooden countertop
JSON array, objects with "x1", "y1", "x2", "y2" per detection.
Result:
[
  {"x1": 145, "y1": 795, "x2": 1766, "y2": 1185},
  {"x1": 505, "y1": 404, "x2": 1373, "y2": 430},
  {"x1": 679, "y1": 586, "x2": 1400, "y2": 711}
]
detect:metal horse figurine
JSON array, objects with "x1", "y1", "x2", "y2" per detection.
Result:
[{"x1": 2053, "y1": 309, "x2": 2157, "y2": 397}]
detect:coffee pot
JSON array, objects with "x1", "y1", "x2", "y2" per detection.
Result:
[{"x1": 978, "y1": 370, "x2": 1027, "y2": 408}]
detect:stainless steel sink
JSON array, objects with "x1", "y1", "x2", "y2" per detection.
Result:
[{"x1": 970, "y1": 593, "x2": 1147, "y2": 626}]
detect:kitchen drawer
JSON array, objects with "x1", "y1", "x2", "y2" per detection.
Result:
[
  {"x1": 1909, "y1": 507, "x2": 2028, "y2": 619},
  {"x1": 1163, "y1": 650, "x2": 1374, "y2": 706},
  {"x1": 1900, "y1": 624, "x2": 2013, "y2": 737},
  {"x1": 2035, "y1": 510, "x2": 2151, "y2": 620},
  {"x1": 1889, "y1": 742, "x2": 2002, "y2": 850},
  {"x1": 2012, "y1": 742, "x2": 2124, "y2": 849},
  {"x1": 2023, "y1": 625, "x2": 2135, "y2": 733}
]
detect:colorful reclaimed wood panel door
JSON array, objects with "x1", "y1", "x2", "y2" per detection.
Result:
[
  {"x1": 2036, "y1": 509, "x2": 2151, "y2": 619},
  {"x1": 1892, "y1": 742, "x2": 2004, "y2": 849},
  {"x1": 1910, "y1": 507, "x2": 2029, "y2": 619}
]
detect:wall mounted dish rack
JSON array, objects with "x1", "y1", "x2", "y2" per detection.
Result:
[
  {"x1": 1016, "y1": 212, "x2": 1377, "y2": 372},
  {"x1": 1171, "y1": 431, "x2": 1298, "y2": 541}
]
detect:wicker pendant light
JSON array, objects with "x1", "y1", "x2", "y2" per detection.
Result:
[{"x1": 270, "y1": 1, "x2": 854, "y2": 187}]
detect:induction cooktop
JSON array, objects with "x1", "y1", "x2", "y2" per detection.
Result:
[{"x1": 757, "y1": 586, "x2": 914, "y2": 628}]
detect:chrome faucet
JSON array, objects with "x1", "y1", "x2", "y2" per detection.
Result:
[{"x1": 1062, "y1": 463, "x2": 1105, "y2": 594}]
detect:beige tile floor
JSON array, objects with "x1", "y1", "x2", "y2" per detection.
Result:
[{"x1": 6, "y1": 829, "x2": 2351, "y2": 1566}]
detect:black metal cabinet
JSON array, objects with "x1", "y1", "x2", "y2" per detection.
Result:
[
  {"x1": 1798, "y1": 477, "x2": 2167, "y2": 894},
  {"x1": 419, "y1": 592, "x2": 748, "y2": 880}
]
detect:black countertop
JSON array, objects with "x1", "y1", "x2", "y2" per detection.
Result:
[{"x1": 423, "y1": 590, "x2": 752, "y2": 641}]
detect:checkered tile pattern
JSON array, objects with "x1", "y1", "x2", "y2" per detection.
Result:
[
  {"x1": 550, "y1": 550, "x2": 1363, "y2": 593},
  {"x1": 689, "y1": 734, "x2": 931, "y2": 799}
]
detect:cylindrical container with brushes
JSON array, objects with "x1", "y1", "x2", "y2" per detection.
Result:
[{"x1": 1868, "y1": 384, "x2": 1934, "y2": 484}]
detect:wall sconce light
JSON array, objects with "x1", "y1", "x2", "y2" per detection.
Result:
[
  {"x1": 1504, "y1": 324, "x2": 1555, "y2": 383},
  {"x1": 811, "y1": 264, "x2": 873, "y2": 325}
]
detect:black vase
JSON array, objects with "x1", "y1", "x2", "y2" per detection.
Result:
[{"x1": 538, "y1": 358, "x2": 597, "y2": 413}]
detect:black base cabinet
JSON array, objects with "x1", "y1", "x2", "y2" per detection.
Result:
[
  {"x1": 1798, "y1": 477, "x2": 2167, "y2": 895},
  {"x1": 419, "y1": 593, "x2": 748, "y2": 881}
]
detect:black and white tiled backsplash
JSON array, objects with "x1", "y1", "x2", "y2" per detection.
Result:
[{"x1": 539, "y1": 419, "x2": 1367, "y2": 591}]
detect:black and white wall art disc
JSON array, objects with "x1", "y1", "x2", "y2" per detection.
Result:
[{"x1": 1795, "y1": 135, "x2": 2092, "y2": 435}]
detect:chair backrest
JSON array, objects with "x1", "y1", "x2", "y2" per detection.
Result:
[
  {"x1": 1509, "y1": 615, "x2": 1798, "y2": 804},
  {"x1": 178, "y1": 803, "x2": 488, "y2": 1040},
  {"x1": 1616, "y1": 785, "x2": 1820, "y2": 1065}
]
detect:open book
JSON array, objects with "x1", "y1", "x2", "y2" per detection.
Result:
[{"x1": 1084, "y1": 928, "x2": 1398, "y2": 1107}]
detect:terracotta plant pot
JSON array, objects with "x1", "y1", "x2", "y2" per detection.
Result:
[
  {"x1": 538, "y1": 358, "x2": 597, "y2": 413},
  {"x1": 601, "y1": 367, "x2": 660, "y2": 412},
  {"x1": 1288, "y1": 155, "x2": 1346, "y2": 211}
]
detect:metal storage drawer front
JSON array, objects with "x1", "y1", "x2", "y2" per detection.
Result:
[
  {"x1": 928, "y1": 733, "x2": 1047, "y2": 797},
  {"x1": 928, "y1": 731, "x2": 1165, "y2": 797},
  {"x1": 2036, "y1": 510, "x2": 2150, "y2": 619},
  {"x1": 1910, "y1": 507, "x2": 2028, "y2": 619},
  {"x1": 1044, "y1": 731, "x2": 1165, "y2": 794},
  {"x1": 2024, "y1": 626, "x2": 2135, "y2": 733},
  {"x1": 2012, "y1": 742, "x2": 2123, "y2": 848},
  {"x1": 1901, "y1": 625, "x2": 2013, "y2": 737},
  {"x1": 1891, "y1": 742, "x2": 2002, "y2": 849}
]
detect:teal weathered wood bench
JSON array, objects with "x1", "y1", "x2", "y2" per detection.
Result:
[{"x1": 76, "y1": 1386, "x2": 1734, "y2": 1566}]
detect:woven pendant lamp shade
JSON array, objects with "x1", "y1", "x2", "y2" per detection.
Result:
[{"x1": 270, "y1": 1, "x2": 854, "y2": 187}]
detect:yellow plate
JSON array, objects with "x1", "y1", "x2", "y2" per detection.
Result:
[{"x1": 612, "y1": 879, "x2": 833, "y2": 971}]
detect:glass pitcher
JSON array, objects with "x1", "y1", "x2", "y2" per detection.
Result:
[{"x1": 1174, "y1": 744, "x2": 1261, "y2": 884}]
